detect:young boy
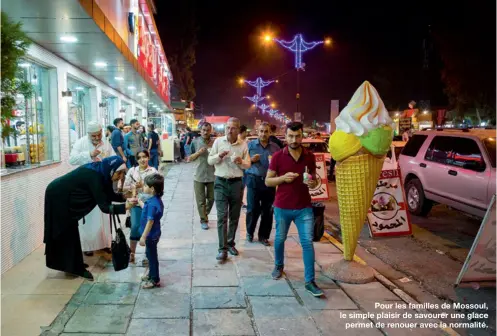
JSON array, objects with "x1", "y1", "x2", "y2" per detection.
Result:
[{"x1": 138, "y1": 173, "x2": 165, "y2": 289}]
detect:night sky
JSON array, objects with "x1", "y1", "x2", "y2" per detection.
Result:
[{"x1": 156, "y1": 0, "x2": 495, "y2": 126}]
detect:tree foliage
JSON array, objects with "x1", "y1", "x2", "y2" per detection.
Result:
[
  {"x1": 1, "y1": 12, "x2": 32, "y2": 138},
  {"x1": 157, "y1": 2, "x2": 197, "y2": 101}
]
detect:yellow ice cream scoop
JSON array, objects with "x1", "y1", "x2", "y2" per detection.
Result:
[
  {"x1": 359, "y1": 125, "x2": 393, "y2": 156},
  {"x1": 328, "y1": 130, "x2": 362, "y2": 162}
]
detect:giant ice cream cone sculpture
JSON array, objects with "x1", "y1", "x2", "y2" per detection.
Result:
[{"x1": 329, "y1": 81, "x2": 393, "y2": 260}]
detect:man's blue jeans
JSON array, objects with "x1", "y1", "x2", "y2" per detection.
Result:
[
  {"x1": 146, "y1": 237, "x2": 160, "y2": 283},
  {"x1": 274, "y1": 207, "x2": 315, "y2": 283}
]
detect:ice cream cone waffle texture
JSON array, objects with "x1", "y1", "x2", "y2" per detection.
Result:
[{"x1": 335, "y1": 151, "x2": 385, "y2": 260}]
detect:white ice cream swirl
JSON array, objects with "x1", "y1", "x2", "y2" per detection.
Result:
[{"x1": 335, "y1": 81, "x2": 393, "y2": 136}]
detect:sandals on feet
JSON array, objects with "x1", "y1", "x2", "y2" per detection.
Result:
[{"x1": 142, "y1": 280, "x2": 160, "y2": 289}]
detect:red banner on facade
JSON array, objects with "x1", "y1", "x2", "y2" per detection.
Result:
[{"x1": 137, "y1": 15, "x2": 156, "y2": 81}]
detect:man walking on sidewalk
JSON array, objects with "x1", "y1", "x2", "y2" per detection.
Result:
[
  {"x1": 208, "y1": 118, "x2": 251, "y2": 262},
  {"x1": 245, "y1": 122, "x2": 280, "y2": 246},
  {"x1": 265, "y1": 121, "x2": 324, "y2": 297},
  {"x1": 124, "y1": 119, "x2": 143, "y2": 168},
  {"x1": 190, "y1": 122, "x2": 215, "y2": 230}
]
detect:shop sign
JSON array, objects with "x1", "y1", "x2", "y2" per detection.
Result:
[
  {"x1": 456, "y1": 195, "x2": 496, "y2": 285},
  {"x1": 137, "y1": 15, "x2": 157, "y2": 81},
  {"x1": 437, "y1": 109, "x2": 447, "y2": 126},
  {"x1": 157, "y1": 61, "x2": 170, "y2": 104},
  {"x1": 309, "y1": 153, "x2": 330, "y2": 202},
  {"x1": 367, "y1": 169, "x2": 413, "y2": 237},
  {"x1": 399, "y1": 117, "x2": 412, "y2": 131}
]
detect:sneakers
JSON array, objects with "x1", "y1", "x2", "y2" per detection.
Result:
[
  {"x1": 246, "y1": 235, "x2": 253, "y2": 243},
  {"x1": 227, "y1": 246, "x2": 239, "y2": 256},
  {"x1": 272, "y1": 265, "x2": 284, "y2": 280},
  {"x1": 201, "y1": 222, "x2": 209, "y2": 230},
  {"x1": 305, "y1": 281, "x2": 324, "y2": 297}
]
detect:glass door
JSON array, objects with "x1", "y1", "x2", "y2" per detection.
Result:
[{"x1": 67, "y1": 78, "x2": 92, "y2": 149}]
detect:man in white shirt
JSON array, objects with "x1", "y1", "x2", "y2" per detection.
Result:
[
  {"x1": 69, "y1": 121, "x2": 116, "y2": 256},
  {"x1": 208, "y1": 117, "x2": 251, "y2": 261}
]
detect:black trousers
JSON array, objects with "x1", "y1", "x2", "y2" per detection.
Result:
[{"x1": 245, "y1": 174, "x2": 276, "y2": 240}]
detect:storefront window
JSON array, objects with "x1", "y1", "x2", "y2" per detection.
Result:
[
  {"x1": 2, "y1": 61, "x2": 56, "y2": 173},
  {"x1": 121, "y1": 101, "x2": 131, "y2": 123},
  {"x1": 67, "y1": 78, "x2": 92, "y2": 148}
]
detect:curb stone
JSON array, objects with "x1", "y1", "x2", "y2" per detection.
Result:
[{"x1": 322, "y1": 232, "x2": 461, "y2": 336}]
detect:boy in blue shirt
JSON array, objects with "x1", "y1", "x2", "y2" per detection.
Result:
[{"x1": 138, "y1": 173, "x2": 164, "y2": 289}]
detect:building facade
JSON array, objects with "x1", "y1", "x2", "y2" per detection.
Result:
[{"x1": 1, "y1": 0, "x2": 172, "y2": 274}]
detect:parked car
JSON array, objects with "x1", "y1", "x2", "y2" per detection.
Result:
[
  {"x1": 301, "y1": 138, "x2": 333, "y2": 179},
  {"x1": 398, "y1": 129, "x2": 496, "y2": 218}
]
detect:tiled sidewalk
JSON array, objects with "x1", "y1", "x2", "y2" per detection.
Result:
[{"x1": 7, "y1": 163, "x2": 445, "y2": 336}]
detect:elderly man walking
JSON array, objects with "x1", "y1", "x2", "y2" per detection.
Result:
[
  {"x1": 69, "y1": 121, "x2": 116, "y2": 256},
  {"x1": 208, "y1": 118, "x2": 251, "y2": 261},
  {"x1": 190, "y1": 122, "x2": 215, "y2": 230}
]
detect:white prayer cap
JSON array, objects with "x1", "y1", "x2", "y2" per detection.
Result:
[{"x1": 87, "y1": 121, "x2": 102, "y2": 133}]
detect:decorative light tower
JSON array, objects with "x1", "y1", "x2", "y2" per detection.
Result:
[
  {"x1": 243, "y1": 95, "x2": 265, "y2": 109},
  {"x1": 259, "y1": 103, "x2": 270, "y2": 114},
  {"x1": 273, "y1": 34, "x2": 331, "y2": 113},
  {"x1": 244, "y1": 77, "x2": 275, "y2": 97}
]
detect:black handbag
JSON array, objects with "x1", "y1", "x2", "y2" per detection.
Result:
[
  {"x1": 110, "y1": 212, "x2": 131, "y2": 271},
  {"x1": 125, "y1": 215, "x2": 131, "y2": 228}
]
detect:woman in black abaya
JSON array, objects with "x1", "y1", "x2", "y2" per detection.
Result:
[{"x1": 44, "y1": 156, "x2": 134, "y2": 280}]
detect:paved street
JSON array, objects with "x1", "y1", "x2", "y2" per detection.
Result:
[
  {"x1": 323, "y1": 182, "x2": 496, "y2": 336},
  {"x1": 38, "y1": 163, "x2": 453, "y2": 336}
]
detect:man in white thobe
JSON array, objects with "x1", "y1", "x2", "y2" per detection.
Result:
[{"x1": 69, "y1": 121, "x2": 116, "y2": 256}]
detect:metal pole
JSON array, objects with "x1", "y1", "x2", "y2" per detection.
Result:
[{"x1": 296, "y1": 69, "x2": 300, "y2": 113}]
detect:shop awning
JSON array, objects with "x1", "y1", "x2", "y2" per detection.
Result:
[
  {"x1": 2, "y1": 0, "x2": 169, "y2": 110},
  {"x1": 205, "y1": 116, "x2": 230, "y2": 124}
]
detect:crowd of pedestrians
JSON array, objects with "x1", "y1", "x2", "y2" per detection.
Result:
[{"x1": 45, "y1": 118, "x2": 324, "y2": 296}]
